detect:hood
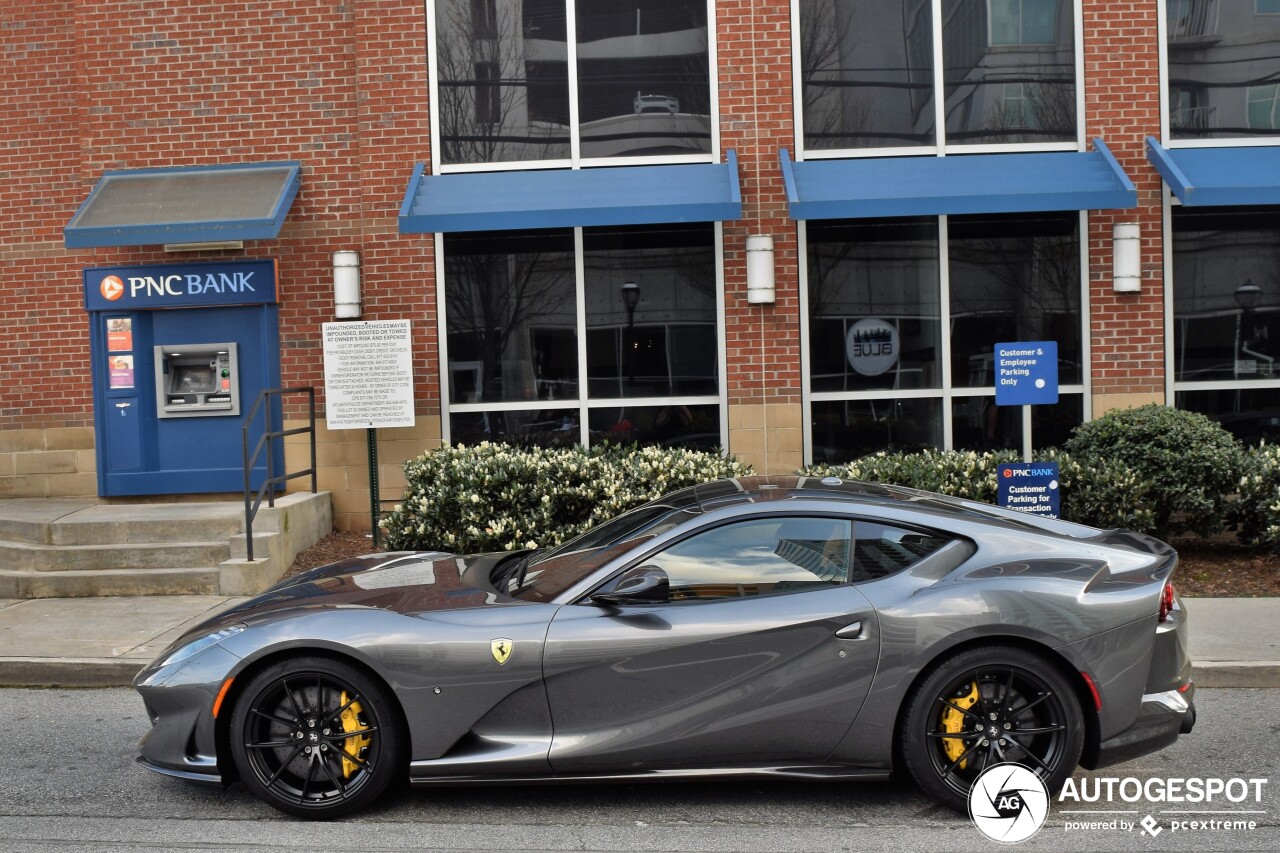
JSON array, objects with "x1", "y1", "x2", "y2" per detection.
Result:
[{"x1": 215, "y1": 550, "x2": 524, "y2": 624}]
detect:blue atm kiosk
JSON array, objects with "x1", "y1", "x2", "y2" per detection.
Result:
[{"x1": 84, "y1": 260, "x2": 282, "y2": 496}]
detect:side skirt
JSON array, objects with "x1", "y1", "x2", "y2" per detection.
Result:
[{"x1": 408, "y1": 764, "x2": 892, "y2": 787}]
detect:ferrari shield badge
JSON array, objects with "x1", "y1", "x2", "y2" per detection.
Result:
[{"x1": 491, "y1": 638, "x2": 513, "y2": 665}]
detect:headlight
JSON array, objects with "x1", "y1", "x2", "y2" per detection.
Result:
[{"x1": 159, "y1": 624, "x2": 246, "y2": 668}]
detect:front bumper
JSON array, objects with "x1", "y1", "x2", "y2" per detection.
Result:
[
  {"x1": 1092, "y1": 684, "x2": 1195, "y2": 770},
  {"x1": 134, "y1": 644, "x2": 241, "y2": 785}
]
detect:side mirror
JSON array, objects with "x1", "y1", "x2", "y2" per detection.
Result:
[{"x1": 591, "y1": 566, "x2": 670, "y2": 605}]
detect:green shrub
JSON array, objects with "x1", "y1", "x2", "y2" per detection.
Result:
[
  {"x1": 1039, "y1": 449, "x2": 1158, "y2": 533},
  {"x1": 380, "y1": 442, "x2": 752, "y2": 553},
  {"x1": 1062, "y1": 404, "x2": 1242, "y2": 538},
  {"x1": 1231, "y1": 442, "x2": 1280, "y2": 548},
  {"x1": 801, "y1": 448, "x2": 1021, "y2": 504}
]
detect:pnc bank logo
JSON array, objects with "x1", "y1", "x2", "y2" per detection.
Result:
[{"x1": 99, "y1": 275, "x2": 125, "y2": 301}]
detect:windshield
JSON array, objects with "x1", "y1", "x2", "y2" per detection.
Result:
[{"x1": 509, "y1": 499, "x2": 702, "y2": 602}]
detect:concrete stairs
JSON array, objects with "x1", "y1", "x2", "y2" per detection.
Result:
[{"x1": 0, "y1": 493, "x2": 332, "y2": 598}]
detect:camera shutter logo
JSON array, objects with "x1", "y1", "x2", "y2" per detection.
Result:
[{"x1": 969, "y1": 763, "x2": 1050, "y2": 844}]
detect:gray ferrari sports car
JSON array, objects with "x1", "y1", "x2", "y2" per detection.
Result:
[{"x1": 134, "y1": 476, "x2": 1194, "y2": 818}]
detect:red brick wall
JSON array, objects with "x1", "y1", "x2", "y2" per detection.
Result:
[
  {"x1": 0, "y1": 0, "x2": 437, "y2": 431},
  {"x1": 1083, "y1": 0, "x2": 1167, "y2": 402},
  {"x1": 717, "y1": 0, "x2": 802, "y2": 407},
  {"x1": 1, "y1": 0, "x2": 1173, "y2": 441}
]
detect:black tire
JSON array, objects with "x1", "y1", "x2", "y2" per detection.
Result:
[
  {"x1": 900, "y1": 645, "x2": 1084, "y2": 813},
  {"x1": 229, "y1": 655, "x2": 403, "y2": 819}
]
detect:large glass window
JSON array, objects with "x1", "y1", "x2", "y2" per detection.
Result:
[
  {"x1": 1166, "y1": 0, "x2": 1280, "y2": 140},
  {"x1": 805, "y1": 213, "x2": 1085, "y2": 463},
  {"x1": 797, "y1": 0, "x2": 1077, "y2": 153},
  {"x1": 434, "y1": 0, "x2": 712, "y2": 166},
  {"x1": 444, "y1": 223, "x2": 723, "y2": 448},
  {"x1": 1172, "y1": 207, "x2": 1280, "y2": 443}
]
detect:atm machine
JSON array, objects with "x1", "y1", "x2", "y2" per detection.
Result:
[{"x1": 84, "y1": 260, "x2": 282, "y2": 496}]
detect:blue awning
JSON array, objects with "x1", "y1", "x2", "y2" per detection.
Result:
[
  {"x1": 65, "y1": 162, "x2": 301, "y2": 249},
  {"x1": 779, "y1": 139, "x2": 1136, "y2": 220},
  {"x1": 398, "y1": 153, "x2": 742, "y2": 233},
  {"x1": 1146, "y1": 137, "x2": 1280, "y2": 206}
]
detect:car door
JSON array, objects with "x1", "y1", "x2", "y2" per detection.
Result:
[{"x1": 542, "y1": 514, "x2": 880, "y2": 773}]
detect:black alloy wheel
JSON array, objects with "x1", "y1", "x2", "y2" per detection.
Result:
[
  {"x1": 900, "y1": 645, "x2": 1084, "y2": 812},
  {"x1": 229, "y1": 656, "x2": 403, "y2": 818}
]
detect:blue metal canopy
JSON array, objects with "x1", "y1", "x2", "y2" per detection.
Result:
[
  {"x1": 65, "y1": 162, "x2": 301, "y2": 249},
  {"x1": 1146, "y1": 137, "x2": 1280, "y2": 206},
  {"x1": 779, "y1": 139, "x2": 1136, "y2": 220},
  {"x1": 398, "y1": 153, "x2": 742, "y2": 233}
]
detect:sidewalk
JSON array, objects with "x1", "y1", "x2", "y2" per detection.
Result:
[{"x1": 0, "y1": 595, "x2": 1275, "y2": 688}]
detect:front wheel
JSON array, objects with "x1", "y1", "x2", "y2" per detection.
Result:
[
  {"x1": 229, "y1": 656, "x2": 403, "y2": 819},
  {"x1": 900, "y1": 646, "x2": 1084, "y2": 813}
]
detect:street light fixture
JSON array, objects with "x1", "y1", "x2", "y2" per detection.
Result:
[{"x1": 621, "y1": 281, "x2": 639, "y2": 388}]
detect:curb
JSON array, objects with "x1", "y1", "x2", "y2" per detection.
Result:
[
  {"x1": 0, "y1": 657, "x2": 144, "y2": 688},
  {"x1": 1191, "y1": 661, "x2": 1280, "y2": 688},
  {"x1": 2, "y1": 659, "x2": 1278, "y2": 690}
]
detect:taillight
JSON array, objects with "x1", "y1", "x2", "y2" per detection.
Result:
[{"x1": 1158, "y1": 581, "x2": 1176, "y2": 623}]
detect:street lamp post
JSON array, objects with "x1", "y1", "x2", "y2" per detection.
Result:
[{"x1": 621, "y1": 281, "x2": 639, "y2": 389}]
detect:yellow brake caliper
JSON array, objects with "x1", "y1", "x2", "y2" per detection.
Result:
[
  {"x1": 338, "y1": 691, "x2": 372, "y2": 779},
  {"x1": 941, "y1": 681, "x2": 980, "y2": 768}
]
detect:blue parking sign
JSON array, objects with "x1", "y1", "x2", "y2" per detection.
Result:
[
  {"x1": 995, "y1": 341, "x2": 1058, "y2": 406},
  {"x1": 998, "y1": 462, "x2": 1061, "y2": 519}
]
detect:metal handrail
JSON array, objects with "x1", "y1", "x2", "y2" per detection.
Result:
[{"x1": 242, "y1": 387, "x2": 318, "y2": 562}]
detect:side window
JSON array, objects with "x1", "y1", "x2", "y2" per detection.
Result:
[
  {"x1": 852, "y1": 521, "x2": 951, "y2": 581},
  {"x1": 648, "y1": 517, "x2": 852, "y2": 601}
]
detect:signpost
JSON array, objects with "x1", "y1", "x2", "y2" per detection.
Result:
[
  {"x1": 322, "y1": 320, "x2": 415, "y2": 544},
  {"x1": 993, "y1": 341, "x2": 1058, "y2": 517}
]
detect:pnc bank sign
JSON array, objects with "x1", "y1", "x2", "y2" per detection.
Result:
[{"x1": 84, "y1": 260, "x2": 277, "y2": 311}]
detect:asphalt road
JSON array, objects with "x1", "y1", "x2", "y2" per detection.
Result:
[{"x1": 0, "y1": 687, "x2": 1275, "y2": 852}]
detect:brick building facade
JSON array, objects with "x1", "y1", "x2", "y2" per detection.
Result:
[{"x1": 2, "y1": 1, "x2": 1276, "y2": 529}]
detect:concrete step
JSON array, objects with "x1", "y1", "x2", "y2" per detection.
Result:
[
  {"x1": 46, "y1": 503, "x2": 246, "y2": 546},
  {"x1": 0, "y1": 567, "x2": 220, "y2": 598},
  {"x1": 0, "y1": 491, "x2": 332, "y2": 598},
  {"x1": 0, "y1": 540, "x2": 230, "y2": 572},
  {"x1": 0, "y1": 499, "x2": 98, "y2": 545}
]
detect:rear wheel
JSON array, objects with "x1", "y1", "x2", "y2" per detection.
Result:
[
  {"x1": 229, "y1": 656, "x2": 403, "y2": 818},
  {"x1": 900, "y1": 646, "x2": 1084, "y2": 812}
]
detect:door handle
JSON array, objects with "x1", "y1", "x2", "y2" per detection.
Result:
[{"x1": 835, "y1": 621, "x2": 864, "y2": 640}]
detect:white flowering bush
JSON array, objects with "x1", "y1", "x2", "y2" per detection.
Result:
[
  {"x1": 800, "y1": 448, "x2": 1020, "y2": 504},
  {"x1": 1231, "y1": 442, "x2": 1280, "y2": 548},
  {"x1": 380, "y1": 442, "x2": 752, "y2": 553}
]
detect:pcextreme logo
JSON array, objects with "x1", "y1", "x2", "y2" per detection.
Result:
[
  {"x1": 99, "y1": 275, "x2": 125, "y2": 301},
  {"x1": 969, "y1": 764, "x2": 1050, "y2": 844}
]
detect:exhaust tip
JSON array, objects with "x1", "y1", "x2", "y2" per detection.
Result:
[{"x1": 1180, "y1": 702, "x2": 1197, "y2": 734}]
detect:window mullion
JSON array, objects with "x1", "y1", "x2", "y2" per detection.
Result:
[
  {"x1": 932, "y1": 0, "x2": 947, "y2": 150},
  {"x1": 575, "y1": 227, "x2": 588, "y2": 446},
  {"x1": 566, "y1": 0, "x2": 581, "y2": 165},
  {"x1": 939, "y1": 214, "x2": 954, "y2": 449}
]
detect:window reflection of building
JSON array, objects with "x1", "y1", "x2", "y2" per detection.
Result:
[
  {"x1": 433, "y1": 0, "x2": 712, "y2": 166},
  {"x1": 1166, "y1": 0, "x2": 1280, "y2": 140},
  {"x1": 1172, "y1": 207, "x2": 1280, "y2": 443},
  {"x1": 805, "y1": 213, "x2": 1084, "y2": 463},
  {"x1": 797, "y1": 0, "x2": 1077, "y2": 153},
  {"x1": 444, "y1": 224, "x2": 723, "y2": 450}
]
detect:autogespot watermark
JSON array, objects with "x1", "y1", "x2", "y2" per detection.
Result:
[
  {"x1": 1058, "y1": 776, "x2": 1269, "y2": 838},
  {"x1": 968, "y1": 768, "x2": 1269, "y2": 843}
]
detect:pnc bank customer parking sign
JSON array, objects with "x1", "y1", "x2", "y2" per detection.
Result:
[{"x1": 998, "y1": 463, "x2": 1060, "y2": 519}]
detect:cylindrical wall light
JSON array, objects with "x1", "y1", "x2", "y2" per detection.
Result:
[
  {"x1": 1113, "y1": 223, "x2": 1141, "y2": 293},
  {"x1": 745, "y1": 235, "x2": 775, "y2": 304},
  {"x1": 333, "y1": 250, "x2": 362, "y2": 318}
]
